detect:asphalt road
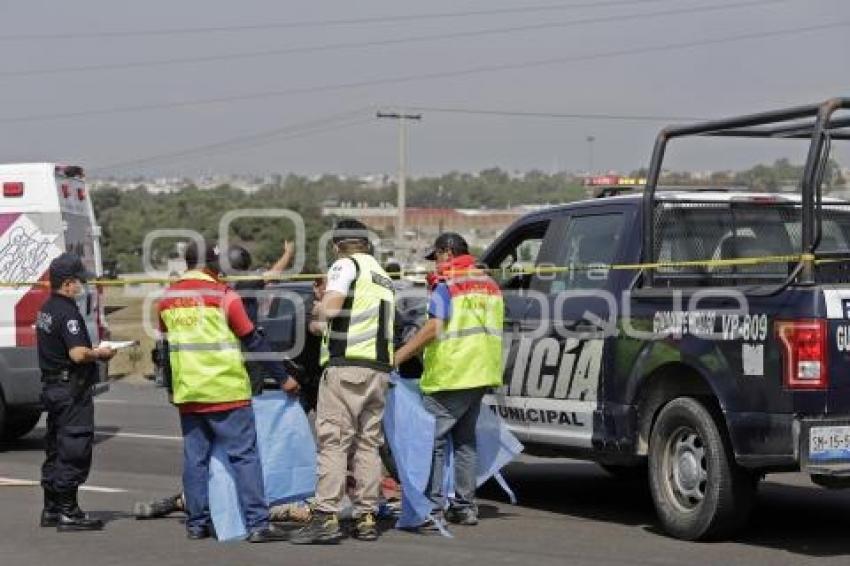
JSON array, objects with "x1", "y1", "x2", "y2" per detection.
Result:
[{"x1": 2, "y1": 380, "x2": 850, "y2": 566}]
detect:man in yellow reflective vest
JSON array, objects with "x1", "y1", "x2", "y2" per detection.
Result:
[
  {"x1": 158, "y1": 240, "x2": 299, "y2": 543},
  {"x1": 395, "y1": 232, "x2": 504, "y2": 528},
  {"x1": 291, "y1": 219, "x2": 395, "y2": 544}
]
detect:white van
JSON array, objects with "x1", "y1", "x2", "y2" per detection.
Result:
[{"x1": 0, "y1": 163, "x2": 108, "y2": 441}]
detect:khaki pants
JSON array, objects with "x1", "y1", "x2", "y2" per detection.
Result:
[{"x1": 314, "y1": 366, "x2": 388, "y2": 516}]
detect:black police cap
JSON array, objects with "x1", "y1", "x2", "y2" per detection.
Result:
[
  {"x1": 49, "y1": 253, "x2": 94, "y2": 286},
  {"x1": 424, "y1": 232, "x2": 469, "y2": 260}
]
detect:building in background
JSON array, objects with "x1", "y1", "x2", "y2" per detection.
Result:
[{"x1": 321, "y1": 203, "x2": 529, "y2": 268}]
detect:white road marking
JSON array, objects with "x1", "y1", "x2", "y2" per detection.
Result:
[
  {"x1": 0, "y1": 477, "x2": 127, "y2": 493},
  {"x1": 79, "y1": 485, "x2": 128, "y2": 494},
  {"x1": 96, "y1": 431, "x2": 182, "y2": 442},
  {"x1": 0, "y1": 478, "x2": 38, "y2": 487}
]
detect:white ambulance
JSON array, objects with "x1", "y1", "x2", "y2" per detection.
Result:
[{"x1": 0, "y1": 163, "x2": 108, "y2": 442}]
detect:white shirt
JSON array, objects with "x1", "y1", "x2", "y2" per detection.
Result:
[{"x1": 325, "y1": 258, "x2": 358, "y2": 295}]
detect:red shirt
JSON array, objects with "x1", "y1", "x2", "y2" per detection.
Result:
[{"x1": 157, "y1": 269, "x2": 255, "y2": 415}]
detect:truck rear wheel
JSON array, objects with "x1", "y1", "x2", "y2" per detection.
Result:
[
  {"x1": 648, "y1": 397, "x2": 754, "y2": 540},
  {"x1": 2, "y1": 408, "x2": 42, "y2": 441}
]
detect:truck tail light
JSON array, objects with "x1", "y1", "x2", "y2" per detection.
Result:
[
  {"x1": 61, "y1": 184, "x2": 70, "y2": 198},
  {"x1": 776, "y1": 319, "x2": 828, "y2": 390},
  {"x1": 77, "y1": 187, "x2": 86, "y2": 200},
  {"x1": 3, "y1": 182, "x2": 24, "y2": 197}
]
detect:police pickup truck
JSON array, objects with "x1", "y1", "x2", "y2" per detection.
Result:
[{"x1": 478, "y1": 98, "x2": 850, "y2": 540}]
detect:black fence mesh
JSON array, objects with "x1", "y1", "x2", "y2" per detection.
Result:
[{"x1": 651, "y1": 201, "x2": 850, "y2": 287}]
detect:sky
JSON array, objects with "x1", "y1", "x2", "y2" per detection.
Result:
[{"x1": 0, "y1": 0, "x2": 848, "y2": 178}]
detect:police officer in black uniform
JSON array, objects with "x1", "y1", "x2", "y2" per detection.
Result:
[{"x1": 37, "y1": 253, "x2": 115, "y2": 531}]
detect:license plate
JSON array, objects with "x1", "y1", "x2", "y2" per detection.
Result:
[{"x1": 809, "y1": 426, "x2": 850, "y2": 461}]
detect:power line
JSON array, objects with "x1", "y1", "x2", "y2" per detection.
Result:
[
  {"x1": 94, "y1": 117, "x2": 373, "y2": 173},
  {"x1": 403, "y1": 106, "x2": 713, "y2": 122},
  {"x1": 1, "y1": 20, "x2": 845, "y2": 126},
  {"x1": 0, "y1": 0, "x2": 784, "y2": 78},
  {"x1": 0, "y1": 0, "x2": 687, "y2": 41},
  {"x1": 91, "y1": 109, "x2": 373, "y2": 172},
  {"x1": 87, "y1": 105, "x2": 750, "y2": 173}
]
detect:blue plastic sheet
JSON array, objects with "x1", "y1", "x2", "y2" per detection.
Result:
[
  {"x1": 383, "y1": 375, "x2": 437, "y2": 531},
  {"x1": 383, "y1": 373, "x2": 523, "y2": 532},
  {"x1": 209, "y1": 392, "x2": 317, "y2": 541}
]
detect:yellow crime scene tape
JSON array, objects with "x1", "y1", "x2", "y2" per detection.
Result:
[{"x1": 0, "y1": 253, "x2": 829, "y2": 288}]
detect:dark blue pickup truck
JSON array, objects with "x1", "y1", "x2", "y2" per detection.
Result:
[
  {"x1": 478, "y1": 98, "x2": 850, "y2": 540},
  {"x1": 227, "y1": 99, "x2": 850, "y2": 541}
]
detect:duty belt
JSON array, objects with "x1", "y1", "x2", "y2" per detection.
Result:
[{"x1": 41, "y1": 370, "x2": 73, "y2": 384}]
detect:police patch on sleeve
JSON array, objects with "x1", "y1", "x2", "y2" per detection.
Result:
[{"x1": 67, "y1": 319, "x2": 80, "y2": 335}]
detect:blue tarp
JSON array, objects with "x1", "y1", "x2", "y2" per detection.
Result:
[
  {"x1": 383, "y1": 373, "x2": 523, "y2": 532},
  {"x1": 208, "y1": 392, "x2": 316, "y2": 541}
]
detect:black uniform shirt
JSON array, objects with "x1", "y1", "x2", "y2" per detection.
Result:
[{"x1": 36, "y1": 293, "x2": 95, "y2": 379}]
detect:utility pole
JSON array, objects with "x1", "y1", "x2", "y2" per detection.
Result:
[{"x1": 377, "y1": 110, "x2": 422, "y2": 259}]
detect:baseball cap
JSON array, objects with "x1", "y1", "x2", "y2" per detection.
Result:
[
  {"x1": 423, "y1": 232, "x2": 469, "y2": 260},
  {"x1": 49, "y1": 253, "x2": 94, "y2": 288}
]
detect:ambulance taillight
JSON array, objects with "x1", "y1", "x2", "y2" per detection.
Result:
[{"x1": 3, "y1": 182, "x2": 24, "y2": 197}]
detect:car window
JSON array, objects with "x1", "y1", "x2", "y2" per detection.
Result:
[
  {"x1": 550, "y1": 213, "x2": 625, "y2": 292},
  {"x1": 487, "y1": 221, "x2": 550, "y2": 291}
]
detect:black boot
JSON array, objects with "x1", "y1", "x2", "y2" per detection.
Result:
[
  {"x1": 40, "y1": 487, "x2": 60, "y2": 527},
  {"x1": 56, "y1": 489, "x2": 104, "y2": 532}
]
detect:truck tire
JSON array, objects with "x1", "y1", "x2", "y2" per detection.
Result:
[
  {"x1": 648, "y1": 397, "x2": 755, "y2": 541},
  {"x1": 2, "y1": 408, "x2": 42, "y2": 441}
]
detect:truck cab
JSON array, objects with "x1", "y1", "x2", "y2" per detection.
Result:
[
  {"x1": 0, "y1": 163, "x2": 108, "y2": 442},
  {"x1": 480, "y1": 98, "x2": 850, "y2": 540}
]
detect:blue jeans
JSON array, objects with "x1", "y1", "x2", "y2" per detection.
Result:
[
  {"x1": 423, "y1": 388, "x2": 486, "y2": 511},
  {"x1": 180, "y1": 406, "x2": 269, "y2": 533}
]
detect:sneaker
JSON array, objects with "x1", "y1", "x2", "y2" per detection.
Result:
[
  {"x1": 247, "y1": 524, "x2": 290, "y2": 543},
  {"x1": 134, "y1": 494, "x2": 183, "y2": 519},
  {"x1": 403, "y1": 511, "x2": 447, "y2": 535},
  {"x1": 289, "y1": 511, "x2": 343, "y2": 545},
  {"x1": 186, "y1": 526, "x2": 212, "y2": 540},
  {"x1": 445, "y1": 505, "x2": 478, "y2": 526},
  {"x1": 352, "y1": 513, "x2": 378, "y2": 542}
]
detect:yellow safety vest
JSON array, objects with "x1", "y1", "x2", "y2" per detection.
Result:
[
  {"x1": 159, "y1": 270, "x2": 251, "y2": 404},
  {"x1": 320, "y1": 253, "x2": 395, "y2": 371},
  {"x1": 420, "y1": 273, "x2": 504, "y2": 394}
]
